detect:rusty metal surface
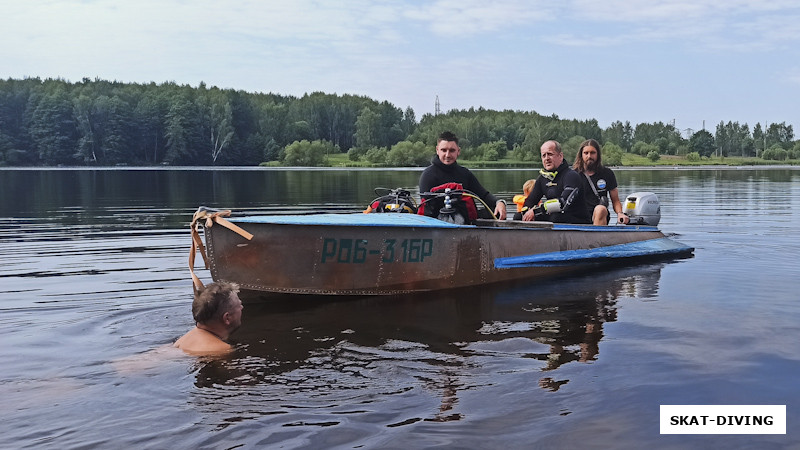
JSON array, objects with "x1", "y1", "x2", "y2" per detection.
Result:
[{"x1": 203, "y1": 213, "x2": 682, "y2": 296}]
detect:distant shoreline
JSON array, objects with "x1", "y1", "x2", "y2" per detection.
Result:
[{"x1": 2, "y1": 164, "x2": 798, "y2": 171}]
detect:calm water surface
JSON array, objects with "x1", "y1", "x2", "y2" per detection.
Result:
[{"x1": 1, "y1": 167, "x2": 798, "y2": 449}]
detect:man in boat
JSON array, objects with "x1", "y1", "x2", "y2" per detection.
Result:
[
  {"x1": 173, "y1": 281, "x2": 243, "y2": 355},
  {"x1": 419, "y1": 131, "x2": 507, "y2": 220},
  {"x1": 522, "y1": 140, "x2": 590, "y2": 224},
  {"x1": 573, "y1": 139, "x2": 629, "y2": 225}
]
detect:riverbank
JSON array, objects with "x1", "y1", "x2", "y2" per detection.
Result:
[{"x1": 308, "y1": 153, "x2": 800, "y2": 169}]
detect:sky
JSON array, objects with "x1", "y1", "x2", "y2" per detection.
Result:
[{"x1": 3, "y1": 0, "x2": 800, "y2": 136}]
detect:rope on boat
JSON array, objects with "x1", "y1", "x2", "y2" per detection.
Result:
[{"x1": 189, "y1": 207, "x2": 253, "y2": 291}]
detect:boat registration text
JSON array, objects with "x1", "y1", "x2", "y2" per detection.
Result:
[{"x1": 321, "y1": 238, "x2": 434, "y2": 264}]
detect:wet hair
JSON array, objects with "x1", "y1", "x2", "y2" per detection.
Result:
[
  {"x1": 573, "y1": 139, "x2": 603, "y2": 172},
  {"x1": 192, "y1": 281, "x2": 240, "y2": 324},
  {"x1": 438, "y1": 131, "x2": 459, "y2": 144}
]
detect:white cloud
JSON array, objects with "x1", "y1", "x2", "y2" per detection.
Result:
[
  {"x1": 568, "y1": 0, "x2": 800, "y2": 22},
  {"x1": 403, "y1": 0, "x2": 554, "y2": 36},
  {"x1": 557, "y1": 0, "x2": 800, "y2": 51}
]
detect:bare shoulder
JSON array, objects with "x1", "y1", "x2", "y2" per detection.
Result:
[{"x1": 173, "y1": 327, "x2": 232, "y2": 355}]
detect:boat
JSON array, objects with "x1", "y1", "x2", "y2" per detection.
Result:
[{"x1": 189, "y1": 190, "x2": 693, "y2": 296}]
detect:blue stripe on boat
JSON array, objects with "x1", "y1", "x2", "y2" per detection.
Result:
[{"x1": 494, "y1": 237, "x2": 694, "y2": 268}]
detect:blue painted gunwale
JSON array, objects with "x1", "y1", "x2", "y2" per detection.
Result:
[{"x1": 231, "y1": 213, "x2": 659, "y2": 232}]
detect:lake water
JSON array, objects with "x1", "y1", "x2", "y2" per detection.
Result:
[{"x1": 1, "y1": 167, "x2": 798, "y2": 449}]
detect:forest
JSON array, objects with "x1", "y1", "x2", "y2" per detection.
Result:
[{"x1": 0, "y1": 77, "x2": 797, "y2": 167}]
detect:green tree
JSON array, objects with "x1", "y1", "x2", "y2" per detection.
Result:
[
  {"x1": 196, "y1": 90, "x2": 234, "y2": 164},
  {"x1": 347, "y1": 146, "x2": 367, "y2": 162},
  {"x1": 766, "y1": 122, "x2": 794, "y2": 149},
  {"x1": 478, "y1": 140, "x2": 507, "y2": 160},
  {"x1": 689, "y1": 130, "x2": 715, "y2": 157},
  {"x1": 562, "y1": 135, "x2": 585, "y2": 164},
  {"x1": 101, "y1": 96, "x2": 135, "y2": 164},
  {"x1": 27, "y1": 89, "x2": 78, "y2": 165},
  {"x1": 283, "y1": 139, "x2": 330, "y2": 166},
  {"x1": 164, "y1": 94, "x2": 201, "y2": 164},
  {"x1": 364, "y1": 147, "x2": 387, "y2": 165},
  {"x1": 753, "y1": 123, "x2": 765, "y2": 157},
  {"x1": 355, "y1": 107, "x2": 381, "y2": 149},
  {"x1": 602, "y1": 120, "x2": 633, "y2": 152},
  {"x1": 761, "y1": 144, "x2": 788, "y2": 161},
  {"x1": 400, "y1": 106, "x2": 417, "y2": 136},
  {"x1": 632, "y1": 141, "x2": 658, "y2": 156},
  {"x1": 715, "y1": 121, "x2": 752, "y2": 157},
  {"x1": 134, "y1": 91, "x2": 168, "y2": 164},
  {"x1": 602, "y1": 142, "x2": 623, "y2": 166},
  {"x1": 385, "y1": 141, "x2": 428, "y2": 166},
  {"x1": 73, "y1": 94, "x2": 101, "y2": 163}
]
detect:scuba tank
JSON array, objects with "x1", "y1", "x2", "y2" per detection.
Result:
[
  {"x1": 418, "y1": 183, "x2": 478, "y2": 224},
  {"x1": 436, "y1": 188, "x2": 466, "y2": 224},
  {"x1": 364, "y1": 188, "x2": 417, "y2": 214}
]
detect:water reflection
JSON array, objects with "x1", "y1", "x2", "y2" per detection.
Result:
[{"x1": 187, "y1": 262, "x2": 669, "y2": 427}]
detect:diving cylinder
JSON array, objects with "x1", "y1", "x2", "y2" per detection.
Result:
[{"x1": 623, "y1": 192, "x2": 661, "y2": 226}]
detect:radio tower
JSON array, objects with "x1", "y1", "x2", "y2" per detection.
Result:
[{"x1": 435, "y1": 95, "x2": 441, "y2": 116}]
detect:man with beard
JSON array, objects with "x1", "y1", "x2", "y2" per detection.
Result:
[
  {"x1": 573, "y1": 139, "x2": 629, "y2": 225},
  {"x1": 174, "y1": 281, "x2": 243, "y2": 355},
  {"x1": 522, "y1": 140, "x2": 590, "y2": 223}
]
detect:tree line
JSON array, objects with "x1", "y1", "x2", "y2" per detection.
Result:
[{"x1": 0, "y1": 77, "x2": 797, "y2": 167}]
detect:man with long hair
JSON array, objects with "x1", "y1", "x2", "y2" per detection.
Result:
[{"x1": 573, "y1": 139, "x2": 629, "y2": 225}]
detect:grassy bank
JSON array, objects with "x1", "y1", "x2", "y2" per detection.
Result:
[{"x1": 263, "y1": 153, "x2": 800, "y2": 168}]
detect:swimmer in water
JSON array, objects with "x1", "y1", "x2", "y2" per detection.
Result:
[{"x1": 174, "y1": 281, "x2": 243, "y2": 355}]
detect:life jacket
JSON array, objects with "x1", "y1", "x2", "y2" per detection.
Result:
[
  {"x1": 417, "y1": 182, "x2": 478, "y2": 224},
  {"x1": 364, "y1": 189, "x2": 417, "y2": 214},
  {"x1": 512, "y1": 194, "x2": 528, "y2": 212}
]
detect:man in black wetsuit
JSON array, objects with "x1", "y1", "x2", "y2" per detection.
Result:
[
  {"x1": 573, "y1": 139, "x2": 629, "y2": 225},
  {"x1": 418, "y1": 131, "x2": 507, "y2": 220},
  {"x1": 522, "y1": 140, "x2": 590, "y2": 224}
]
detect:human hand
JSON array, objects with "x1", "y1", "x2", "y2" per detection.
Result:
[
  {"x1": 522, "y1": 209, "x2": 535, "y2": 222},
  {"x1": 494, "y1": 201, "x2": 507, "y2": 220}
]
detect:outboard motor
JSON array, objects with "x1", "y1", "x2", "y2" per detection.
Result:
[{"x1": 623, "y1": 192, "x2": 661, "y2": 226}]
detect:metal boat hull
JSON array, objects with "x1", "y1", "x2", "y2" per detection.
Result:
[{"x1": 200, "y1": 213, "x2": 693, "y2": 296}]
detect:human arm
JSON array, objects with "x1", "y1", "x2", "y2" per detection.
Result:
[
  {"x1": 418, "y1": 166, "x2": 436, "y2": 195},
  {"x1": 609, "y1": 188, "x2": 629, "y2": 224},
  {"x1": 558, "y1": 170, "x2": 583, "y2": 213},
  {"x1": 462, "y1": 170, "x2": 508, "y2": 219}
]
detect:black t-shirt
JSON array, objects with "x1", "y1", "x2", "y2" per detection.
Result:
[{"x1": 580, "y1": 166, "x2": 618, "y2": 209}]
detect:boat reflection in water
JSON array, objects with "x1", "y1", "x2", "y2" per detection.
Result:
[{"x1": 190, "y1": 261, "x2": 670, "y2": 426}]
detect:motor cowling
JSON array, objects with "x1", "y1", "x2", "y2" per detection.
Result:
[{"x1": 623, "y1": 192, "x2": 661, "y2": 226}]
